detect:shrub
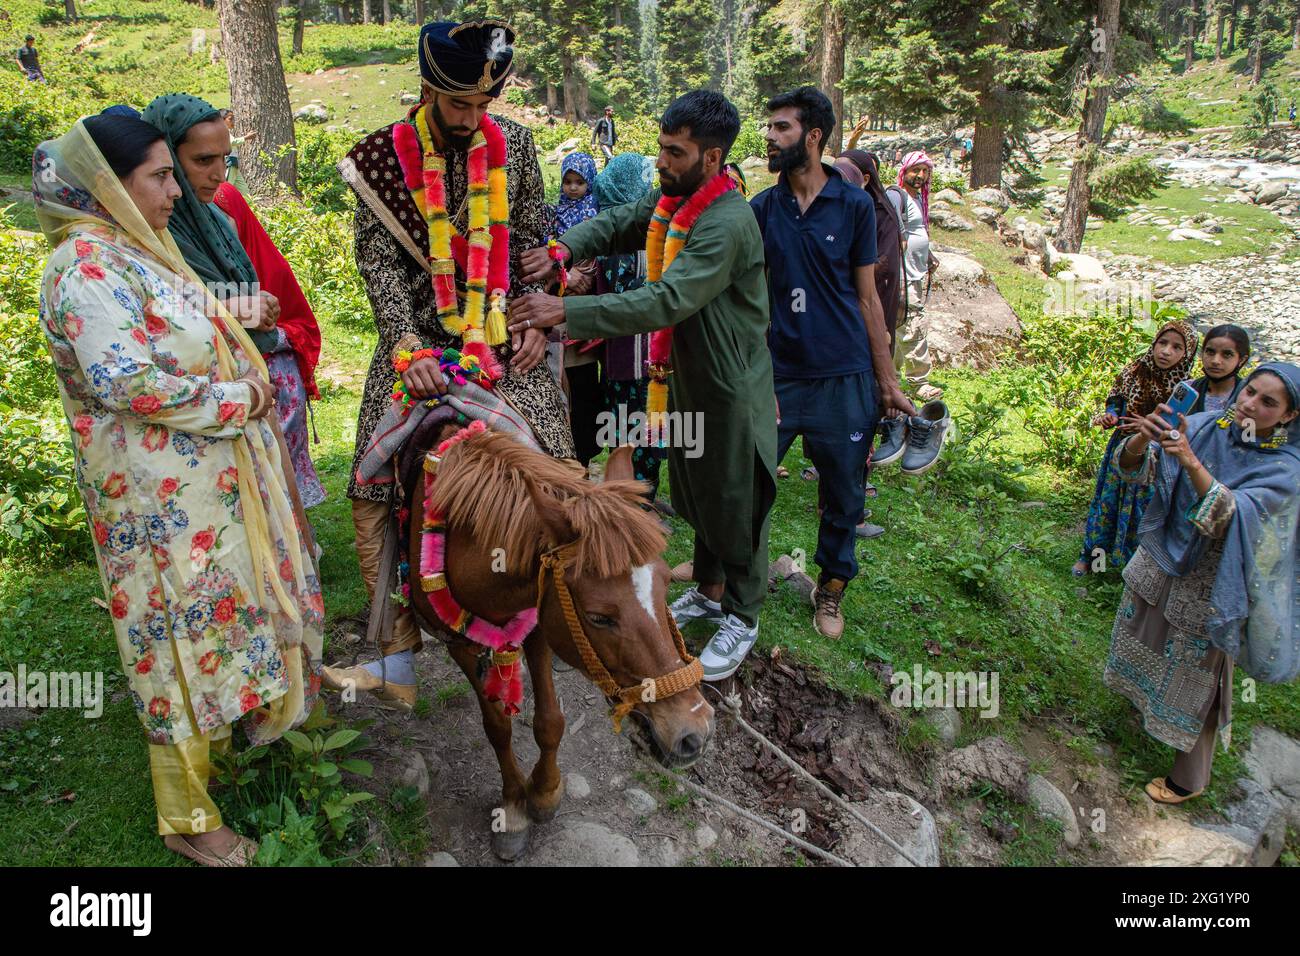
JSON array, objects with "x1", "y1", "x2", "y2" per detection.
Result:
[
  {"x1": 530, "y1": 121, "x2": 587, "y2": 156},
  {"x1": 258, "y1": 197, "x2": 371, "y2": 332},
  {"x1": 0, "y1": 220, "x2": 88, "y2": 560},
  {"x1": 0, "y1": 70, "x2": 83, "y2": 174},
  {"x1": 996, "y1": 301, "x2": 1177, "y2": 479},
  {"x1": 1088, "y1": 154, "x2": 1165, "y2": 217}
]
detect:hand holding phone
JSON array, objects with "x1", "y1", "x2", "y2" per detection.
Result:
[{"x1": 1160, "y1": 380, "x2": 1198, "y2": 428}]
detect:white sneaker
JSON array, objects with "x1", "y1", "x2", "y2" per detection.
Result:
[
  {"x1": 670, "y1": 587, "x2": 725, "y2": 628},
  {"x1": 699, "y1": 614, "x2": 759, "y2": 682}
]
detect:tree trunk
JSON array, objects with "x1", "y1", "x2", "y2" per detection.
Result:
[
  {"x1": 382, "y1": 0, "x2": 391, "y2": 24},
  {"x1": 1294, "y1": 0, "x2": 1300, "y2": 48},
  {"x1": 1215, "y1": 10, "x2": 1226, "y2": 58},
  {"x1": 414, "y1": 0, "x2": 424, "y2": 23},
  {"x1": 546, "y1": 82, "x2": 558, "y2": 114},
  {"x1": 1184, "y1": 3, "x2": 1197, "y2": 70},
  {"x1": 362, "y1": 0, "x2": 371, "y2": 24},
  {"x1": 561, "y1": 56, "x2": 579, "y2": 122},
  {"x1": 64, "y1": 0, "x2": 78, "y2": 20},
  {"x1": 970, "y1": 107, "x2": 1003, "y2": 188},
  {"x1": 577, "y1": 73, "x2": 591, "y2": 121},
  {"x1": 1056, "y1": 0, "x2": 1120, "y2": 254},
  {"x1": 293, "y1": 0, "x2": 306, "y2": 55},
  {"x1": 819, "y1": 0, "x2": 846, "y2": 154},
  {"x1": 1229, "y1": 2, "x2": 1238, "y2": 51},
  {"x1": 217, "y1": 0, "x2": 298, "y2": 194}
]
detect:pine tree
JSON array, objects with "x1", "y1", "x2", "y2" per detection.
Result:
[{"x1": 658, "y1": 0, "x2": 721, "y2": 99}]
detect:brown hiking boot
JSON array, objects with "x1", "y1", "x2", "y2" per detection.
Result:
[{"x1": 811, "y1": 579, "x2": 847, "y2": 640}]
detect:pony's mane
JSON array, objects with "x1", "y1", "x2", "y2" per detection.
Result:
[{"x1": 429, "y1": 430, "x2": 666, "y2": 578}]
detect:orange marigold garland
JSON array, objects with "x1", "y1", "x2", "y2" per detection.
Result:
[
  {"x1": 392, "y1": 107, "x2": 511, "y2": 382},
  {"x1": 645, "y1": 173, "x2": 736, "y2": 445}
]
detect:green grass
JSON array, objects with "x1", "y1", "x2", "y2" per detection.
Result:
[
  {"x1": 1001, "y1": 161, "x2": 1292, "y2": 266},
  {"x1": 1121, "y1": 43, "x2": 1300, "y2": 132}
]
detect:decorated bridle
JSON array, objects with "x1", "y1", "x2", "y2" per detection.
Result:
[
  {"x1": 534, "y1": 541, "x2": 703, "y2": 732},
  {"x1": 418, "y1": 422, "x2": 701, "y2": 731}
]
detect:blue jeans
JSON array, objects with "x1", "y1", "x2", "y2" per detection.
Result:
[{"x1": 776, "y1": 371, "x2": 879, "y2": 585}]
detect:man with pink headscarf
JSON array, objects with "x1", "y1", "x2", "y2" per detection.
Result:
[{"x1": 895, "y1": 151, "x2": 941, "y2": 401}]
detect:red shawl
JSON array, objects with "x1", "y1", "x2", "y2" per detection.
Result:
[{"x1": 213, "y1": 182, "x2": 322, "y2": 399}]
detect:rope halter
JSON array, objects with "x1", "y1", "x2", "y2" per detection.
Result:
[{"x1": 535, "y1": 542, "x2": 702, "y2": 732}]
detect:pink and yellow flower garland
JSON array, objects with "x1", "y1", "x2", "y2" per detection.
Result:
[
  {"x1": 645, "y1": 173, "x2": 736, "y2": 444},
  {"x1": 418, "y1": 421, "x2": 536, "y2": 715},
  {"x1": 392, "y1": 109, "x2": 510, "y2": 382}
]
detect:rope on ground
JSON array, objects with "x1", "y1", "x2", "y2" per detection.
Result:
[
  {"x1": 702, "y1": 683, "x2": 924, "y2": 868},
  {"x1": 630, "y1": 739, "x2": 853, "y2": 867}
]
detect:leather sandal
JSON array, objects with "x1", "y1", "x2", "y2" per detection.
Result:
[
  {"x1": 1144, "y1": 776, "x2": 1203, "y2": 805},
  {"x1": 164, "y1": 832, "x2": 257, "y2": 867}
]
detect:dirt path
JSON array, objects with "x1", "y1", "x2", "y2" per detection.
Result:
[{"x1": 327, "y1": 617, "x2": 1155, "y2": 867}]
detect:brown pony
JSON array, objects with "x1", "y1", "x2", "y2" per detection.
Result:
[{"x1": 407, "y1": 430, "x2": 714, "y2": 861}]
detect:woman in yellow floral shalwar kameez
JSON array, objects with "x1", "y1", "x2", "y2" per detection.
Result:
[{"x1": 33, "y1": 114, "x2": 324, "y2": 866}]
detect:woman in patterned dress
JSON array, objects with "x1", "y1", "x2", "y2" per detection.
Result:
[
  {"x1": 33, "y1": 114, "x2": 323, "y2": 866},
  {"x1": 1074, "y1": 320, "x2": 1199, "y2": 576},
  {"x1": 1103, "y1": 363, "x2": 1300, "y2": 803}
]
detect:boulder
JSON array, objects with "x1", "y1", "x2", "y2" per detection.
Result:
[
  {"x1": 838, "y1": 792, "x2": 940, "y2": 867},
  {"x1": 968, "y1": 187, "x2": 1010, "y2": 211},
  {"x1": 422, "y1": 851, "x2": 459, "y2": 866},
  {"x1": 1242, "y1": 726, "x2": 1300, "y2": 828},
  {"x1": 927, "y1": 706, "x2": 961, "y2": 747},
  {"x1": 1167, "y1": 228, "x2": 1221, "y2": 244},
  {"x1": 1197, "y1": 777, "x2": 1287, "y2": 867},
  {"x1": 740, "y1": 155, "x2": 767, "y2": 170},
  {"x1": 399, "y1": 91, "x2": 420, "y2": 105},
  {"x1": 566, "y1": 772, "x2": 591, "y2": 800},
  {"x1": 529, "y1": 821, "x2": 640, "y2": 867},
  {"x1": 1132, "y1": 816, "x2": 1253, "y2": 866},
  {"x1": 972, "y1": 205, "x2": 1001, "y2": 225},
  {"x1": 1255, "y1": 181, "x2": 1289, "y2": 206},
  {"x1": 1020, "y1": 222, "x2": 1048, "y2": 257},
  {"x1": 1027, "y1": 773, "x2": 1081, "y2": 848},
  {"x1": 936, "y1": 736, "x2": 1029, "y2": 800},
  {"x1": 929, "y1": 206, "x2": 974, "y2": 232},
  {"x1": 294, "y1": 104, "x2": 329, "y2": 123},
  {"x1": 921, "y1": 252, "x2": 1023, "y2": 369},
  {"x1": 933, "y1": 188, "x2": 964, "y2": 204},
  {"x1": 625, "y1": 788, "x2": 658, "y2": 815},
  {"x1": 1047, "y1": 249, "x2": 1109, "y2": 282}
]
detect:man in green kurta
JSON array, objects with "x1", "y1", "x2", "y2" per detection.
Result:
[{"x1": 511, "y1": 91, "x2": 776, "y2": 682}]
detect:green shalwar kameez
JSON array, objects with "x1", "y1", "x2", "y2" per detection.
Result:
[{"x1": 561, "y1": 187, "x2": 777, "y2": 625}]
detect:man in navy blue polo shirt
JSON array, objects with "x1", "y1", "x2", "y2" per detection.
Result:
[{"x1": 751, "y1": 87, "x2": 915, "y2": 640}]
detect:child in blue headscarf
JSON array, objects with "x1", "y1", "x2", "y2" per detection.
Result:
[
  {"x1": 553, "y1": 151, "x2": 599, "y2": 236},
  {"x1": 1103, "y1": 362, "x2": 1300, "y2": 805}
]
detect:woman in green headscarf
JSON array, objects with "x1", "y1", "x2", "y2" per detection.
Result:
[{"x1": 143, "y1": 94, "x2": 326, "y2": 516}]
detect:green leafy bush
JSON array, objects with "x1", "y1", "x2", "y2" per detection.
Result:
[
  {"x1": 531, "y1": 121, "x2": 589, "y2": 156},
  {"x1": 0, "y1": 217, "x2": 88, "y2": 559},
  {"x1": 0, "y1": 70, "x2": 83, "y2": 174},
  {"x1": 1088, "y1": 154, "x2": 1165, "y2": 218},
  {"x1": 997, "y1": 301, "x2": 1176, "y2": 479},
  {"x1": 213, "y1": 702, "x2": 375, "y2": 863},
  {"x1": 259, "y1": 196, "x2": 371, "y2": 332}
]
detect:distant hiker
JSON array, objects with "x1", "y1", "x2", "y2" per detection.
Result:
[
  {"x1": 16, "y1": 34, "x2": 43, "y2": 82},
  {"x1": 895, "y1": 150, "x2": 941, "y2": 402},
  {"x1": 592, "y1": 105, "x2": 617, "y2": 165},
  {"x1": 1290, "y1": 102, "x2": 1297, "y2": 124}
]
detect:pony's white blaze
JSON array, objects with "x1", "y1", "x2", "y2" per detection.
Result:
[{"x1": 631, "y1": 564, "x2": 657, "y2": 625}]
